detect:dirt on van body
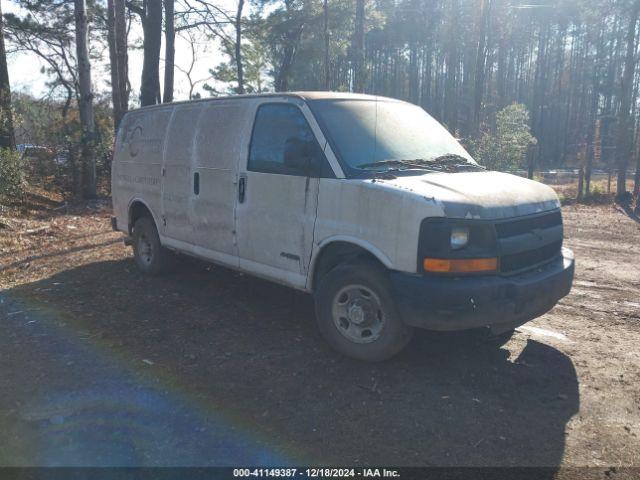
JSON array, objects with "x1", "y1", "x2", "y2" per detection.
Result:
[{"x1": 0, "y1": 192, "x2": 639, "y2": 469}]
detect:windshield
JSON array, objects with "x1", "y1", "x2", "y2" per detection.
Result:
[{"x1": 310, "y1": 98, "x2": 475, "y2": 175}]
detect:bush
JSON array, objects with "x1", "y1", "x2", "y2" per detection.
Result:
[
  {"x1": 0, "y1": 148, "x2": 24, "y2": 199},
  {"x1": 590, "y1": 185, "x2": 604, "y2": 198},
  {"x1": 469, "y1": 103, "x2": 537, "y2": 171}
]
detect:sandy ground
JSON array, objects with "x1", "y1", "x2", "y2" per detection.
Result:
[{"x1": 0, "y1": 195, "x2": 638, "y2": 468}]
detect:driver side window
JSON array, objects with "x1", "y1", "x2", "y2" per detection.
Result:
[{"x1": 248, "y1": 103, "x2": 331, "y2": 177}]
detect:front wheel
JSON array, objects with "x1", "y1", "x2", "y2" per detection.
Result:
[
  {"x1": 132, "y1": 216, "x2": 170, "y2": 275},
  {"x1": 314, "y1": 261, "x2": 413, "y2": 361}
]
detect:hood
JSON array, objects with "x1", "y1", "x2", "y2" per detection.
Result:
[{"x1": 379, "y1": 171, "x2": 560, "y2": 219}]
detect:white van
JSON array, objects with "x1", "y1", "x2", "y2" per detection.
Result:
[{"x1": 111, "y1": 92, "x2": 574, "y2": 361}]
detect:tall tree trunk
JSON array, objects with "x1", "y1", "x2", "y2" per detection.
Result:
[
  {"x1": 163, "y1": 0, "x2": 175, "y2": 102},
  {"x1": 0, "y1": 0, "x2": 15, "y2": 150},
  {"x1": 323, "y1": 0, "x2": 330, "y2": 89},
  {"x1": 473, "y1": 0, "x2": 491, "y2": 135},
  {"x1": 274, "y1": 18, "x2": 303, "y2": 92},
  {"x1": 407, "y1": 0, "x2": 420, "y2": 104},
  {"x1": 352, "y1": 0, "x2": 365, "y2": 92},
  {"x1": 615, "y1": 1, "x2": 640, "y2": 200},
  {"x1": 409, "y1": 40, "x2": 419, "y2": 104},
  {"x1": 140, "y1": 0, "x2": 162, "y2": 106},
  {"x1": 633, "y1": 126, "x2": 640, "y2": 198},
  {"x1": 107, "y1": 0, "x2": 122, "y2": 129},
  {"x1": 74, "y1": 0, "x2": 96, "y2": 198},
  {"x1": 235, "y1": 0, "x2": 245, "y2": 94},
  {"x1": 585, "y1": 32, "x2": 601, "y2": 197},
  {"x1": 444, "y1": 0, "x2": 459, "y2": 132},
  {"x1": 115, "y1": 0, "x2": 129, "y2": 121},
  {"x1": 532, "y1": 24, "x2": 548, "y2": 145}
]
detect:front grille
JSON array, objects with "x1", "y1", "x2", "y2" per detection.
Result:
[
  {"x1": 497, "y1": 210, "x2": 563, "y2": 273},
  {"x1": 495, "y1": 210, "x2": 562, "y2": 238},
  {"x1": 501, "y1": 240, "x2": 562, "y2": 273}
]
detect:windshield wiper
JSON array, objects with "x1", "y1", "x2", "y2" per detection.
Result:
[
  {"x1": 356, "y1": 159, "x2": 436, "y2": 170},
  {"x1": 358, "y1": 155, "x2": 482, "y2": 169},
  {"x1": 357, "y1": 155, "x2": 484, "y2": 173},
  {"x1": 426, "y1": 153, "x2": 485, "y2": 169}
]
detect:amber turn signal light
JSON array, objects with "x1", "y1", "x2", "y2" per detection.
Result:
[{"x1": 423, "y1": 257, "x2": 498, "y2": 273}]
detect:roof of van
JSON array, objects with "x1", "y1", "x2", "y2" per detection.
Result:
[{"x1": 130, "y1": 91, "x2": 404, "y2": 112}]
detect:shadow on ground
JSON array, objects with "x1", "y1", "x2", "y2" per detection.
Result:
[
  {"x1": 617, "y1": 201, "x2": 640, "y2": 224},
  {"x1": 0, "y1": 258, "x2": 579, "y2": 467}
]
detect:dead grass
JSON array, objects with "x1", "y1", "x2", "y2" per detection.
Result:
[
  {"x1": 0, "y1": 187, "x2": 121, "y2": 289},
  {"x1": 550, "y1": 178, "x2": 636, "y2": 206}
]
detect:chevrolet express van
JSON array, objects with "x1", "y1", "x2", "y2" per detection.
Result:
[{"x1": 111, "y1": 92, "x2": 574, "y2": 361}]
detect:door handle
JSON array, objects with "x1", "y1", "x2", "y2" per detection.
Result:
[
  {"x1": 193, "y1": 172, "x2": 200, "y2": 195},
  {"x1": 238, "y1": 175, "x2": 246, "y2": 203}
]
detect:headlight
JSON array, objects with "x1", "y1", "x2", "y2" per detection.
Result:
[
  {"x1": 450, "y1": 226, "x2": 469, "y2": 250},
  {"x1": 418, "y1": 218, "x2": 498, "y2": 273}
]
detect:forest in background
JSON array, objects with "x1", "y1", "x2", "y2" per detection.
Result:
[{"x1": 0, "y1": 0, "x2": 640, "y2": 202}]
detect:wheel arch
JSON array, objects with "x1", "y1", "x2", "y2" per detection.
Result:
[
  {"x1": 127, "y1": 198, "x2": 160, "y2": 235},
  {"x1": 308, "y1": 237, "x2": 392, "y2": 292}
]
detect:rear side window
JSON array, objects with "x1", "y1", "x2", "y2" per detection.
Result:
[{"x1": 248, "y1": 103, "x2": 331, "y2": 177}]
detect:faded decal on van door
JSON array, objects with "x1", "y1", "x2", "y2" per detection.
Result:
[
  {"x1": 129, "y1": 126, "x2": 142, "y2": 157},
  {"x1": 118, "y1": 109, "x2": 170, "y2": 162},
  {"x1": 127, "y1": 126, "x2": 163, "y2": 158},
  {"x1": 111, "y1": 108, "x2": 171, "y2": 232},
  {"x1": 117, "y1": 174, "x2": 160, "y2": 186}
]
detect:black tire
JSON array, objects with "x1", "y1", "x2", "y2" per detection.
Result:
[
  {"x1": 132, "y1": 216, "x2": 170, "y2": 275},
  {"x1": 314, "y1": 261, "x2": 414, "y2": 361}
]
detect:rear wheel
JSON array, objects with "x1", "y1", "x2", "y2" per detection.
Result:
[
  {"x1": 314, "y1": 261, "x2": 413, "y2": 361},
  {"x1": 132, "y1": 216, "x2": 170, "y2": 275}
]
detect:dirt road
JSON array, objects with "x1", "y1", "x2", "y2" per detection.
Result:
[{"x1": 0, "y1": 200, "x2": 638, "y2": 467}]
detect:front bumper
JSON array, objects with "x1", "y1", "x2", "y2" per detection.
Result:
[{"x1": 389, "y1": 248, "x2": 574, "y2": 332}]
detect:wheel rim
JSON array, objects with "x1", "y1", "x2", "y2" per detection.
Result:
[
  {"x1": 137, "y1": 231, "x2": 154, "y2": 265},
  {"x1": 331, "y1": 284, "x2": 386, "y2": 344}
]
